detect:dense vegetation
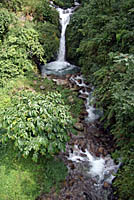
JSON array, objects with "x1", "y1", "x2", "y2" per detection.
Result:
[
  {"x1": 0, "y1": 91, "x2": 74, "y2": 161},
  {"x1": 0, "y1": 0, "x2": 60, "y2": 86},
  {"x1": 67, "y1": 0, "x2": 134, "y2": 199},
  {"x1": 0, "y1": 0, "x2": 134, "y2": 199},
  {"x1": 0, "y1": 0, "x2": 79, "y2": 199}
]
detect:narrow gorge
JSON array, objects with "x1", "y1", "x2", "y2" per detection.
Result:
[
  {"x1": 0, "y1": 0, "x2": 133, "y2": 199},
  {"x1": 38, "y1": 2, "x2": 120, "y2": 199}
]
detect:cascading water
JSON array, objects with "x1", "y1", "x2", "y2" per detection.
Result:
[
  {"x1": 65, "y1": 75, "x2": 121, "y2": 199},
  {"x1": 40, "y1": 2, "x2": 120, "y2": 199},
  {"x1": 41, "y1": 4, "x2": 80, "y2": 76},
  {"x1": 57, "y1": 8, "x2": 71, "y2": 62}
]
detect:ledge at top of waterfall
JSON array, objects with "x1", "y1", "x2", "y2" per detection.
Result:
[{"x1": 41, "y1": 5, "x2": 80, "y2": 76}]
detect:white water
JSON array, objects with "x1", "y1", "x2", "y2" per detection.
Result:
[
  {"x1": 57, "y1": 8, "x2": 72, "y2": 61},
  {"x1": 42, "y1": 2, "x2": 120, "y2": 193},
  {"x1": 69, "y1": 75, "x2": 120, "y2": 187},
  {"x1": 41, "y1": 4, "x2": 80, "y2": 76},
  {"x1": 68, "y1": 145, "x2": 120, "y2": 185},
  {"x1": 70, "y1": 75, "x2": 103, "y2": 122}
]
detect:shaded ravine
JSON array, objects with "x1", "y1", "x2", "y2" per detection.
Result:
[
  {"x1": 36, "y1": 74, "x2": 120, "y2": 200},
  {"x1": 41, "y1": 3, "x2": 80, "y2": 76},
  {"x1": 38, "y1": 1, "x2": 120, "y2": 199}
]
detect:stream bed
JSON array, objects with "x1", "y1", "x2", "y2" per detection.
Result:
[
  {"x1": 39, "y1": 1, "x2": 120, "y2": 199},
  {"x1": 37, "y1": 74, "x2": 120, "y2": 200}
]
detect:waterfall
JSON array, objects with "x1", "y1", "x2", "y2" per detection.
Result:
[
  {"x1": 41, "y1": 4, "x2": 80, "y2": 76},
  {"x1": 40, "y1": 2, "x2": 121, "y2": 199},
  {"x1": 57, "y1": 8, "x2": 72, "y2": 62}
]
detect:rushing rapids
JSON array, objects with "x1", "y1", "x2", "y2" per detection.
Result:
[
  {"x1": 64, "y1": 74, "x2": 120, "y2": 199},
  {"x1": 40, "y1": 1, "x2": 120, "y2": 199}
]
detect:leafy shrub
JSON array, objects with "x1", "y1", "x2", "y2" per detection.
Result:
[
  {"x1": 52, "y1": 0, "x2": 74, "y2": 8},
  {"x1": 66, "y1": 6, "x2": 88, "y2": 64},
  {"x1": 35, "y1": 22, "x2": 60, "y2": 62},
  {"x1": 0, "y1": 91, "x2": 74, "y2": 162},
  {"x1": 113, "y1": 158, "x2": 134, "y2": 200},
  {"x1": 93, "y1": 53, "x2": 134, "y2": 199},
  {"x1": 34, "y1": 0, "x2": 59, "y2": 25},
  {"x1": 7, "y1": 24, "x2": 45, "y2": 61},
  {"x1": 2, "y1": 0, "x2": 23, "y2": 11},
  {"x1": 66, "y1": 0, "x2": 134, "y2": 79},
  {"x1": 0, "y1": 8, "x2": 16, "y2": 40},
  {"x1": 0, "y1": 24, "x2": 45, "y2": 86}
]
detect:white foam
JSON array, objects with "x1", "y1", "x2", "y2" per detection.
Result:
[
  {"x1": 56, "y1": 8, "x2": 73, "y2": 62},
  {"x1": 70, "y1": 75, "x2": 101, "y2": 122},
  {"x1": 68, "y1": 145, "x2": 120, "y2": 184}
]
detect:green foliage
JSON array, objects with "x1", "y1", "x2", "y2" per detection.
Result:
[
  {"x1": 113, "y1": 159, "x2": 134, "y2": 200},
  {"x1": 41, "y1": 158, "x2": 67, "y2": 192},
  {"x1": 52, "y1": 0, "x2": 74, "y2": 8},
  {"x1": 0, "y1": 8, "x2": 16, "y2": 40},
  {"x1": 35, "y1": 21, "x2": 60, "y2": 62},
  {"x1": 6, "y1": 24, "x2": 45, "y2": 61},
  {"x1": 0, "y1": 22, "x2": 45, "y2": 86},
  {"x1": 66, "y1": 6, "x2": 88, "y2": 64},
  {"x1": 34, "y1": 0, "x2": 59, "y2": 25},
  {"x1": 0, "y1": 143, "x2": 67, "y2": 200},
  {"x1": 0, "y1": 92, "x2": 11, "y2": 109},
  {"x1": 2, "y1": 0, "x2": 23, "y2": 12},
  {"x1": 0, "y1": 91, "x2": 74, "y2": 161},
  {"x1": 66, "y1": 0, "x2": 134, "y2": 79},
  {"x1": 0, "y1": 0, "x2": 60, "y2": 64},
  {"x1": 32, "y1": 0, "x2": 60, "y2": 61},
  {"x1": 93, "y1": 53, "x2": 134, "y2": 199},
  {"x1": 66, "y1": 0, "x2": 134, "y2": 198}
]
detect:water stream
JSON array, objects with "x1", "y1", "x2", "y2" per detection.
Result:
[
  {"x1": 41, "y1": 3, "x2": 80, "y2": 76},
  {"x1": 41, "y1": 2, "x2": 120, "y2": 199},
  {"x1": 65, "y1": 74, "x2": 121, "y2": 199}
]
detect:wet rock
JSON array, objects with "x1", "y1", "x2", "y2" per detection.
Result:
[
  {"x1": 68, "y1": 82, "x2": 73, "y2": 89},
  {"x1": 74, "y1": 139, "x2": 80, "y2": 145},
  {"x1": 86, "y1": 88, "x2": 92, "y2": 93},
  {"x1": 93, "y1": 131, "x2": 100, "y2": 137},
  {"x1": 42, "y1": 74, "x2": 47, "y2": 78},
  {"x1": 103, "y1": 182, "x2": 110, "y2": 188},
  {"x1": 78, "y1": 94, "x2": 88, "y2": 99},
  {"x1": 103, "y1": 149, "x2": 108, "y2": 156},
  {"x1": 110, "y1": 148, "x2": 115, "y2": 153},
  {"x1": 52, "y1": 79, "x2": 68, "y2": 86},
  {"x1": 79, "y1": 114, "x2": 85, "y2": 120},
  {"x1": 89, "y1": 143, "x2": 97, "y2": 155},
  {"x1": 78, "y1": 140, "x2": 86, "y2": 148},
  {"x1": 80, "y1": 110, "x2": 88, "y2": 116},
  {"x1": 70, "y1": 85, "x2": 80, "y2": 91},
  {"x1": 98, "y1": 147, "x2": 104, "y2": 154},
  {"x1": 87, "y1": 126, "x2": 99, "y2": 135},
  {"x1": 40, "y1": 85, "x2": 45, "y2": 90},
  {"x1": 72, "y1": 131, "x2": 85, "y2": 139},
  {"x1": 74, "y1": 123, "x2": 84, "y2": 131},
  {"x1": 81, "y1": 146, "x2": 86, "y2": 153},
  {"x1": 66, "y1": 74, "x2": 72, "y2": 79},
  {"x1": 77, "y1": 79, "x2": 83, "y2": 84},
  {"x1": 68, "y1": 163, "x2": 75, "y2": 170},
  {"x1": 69, "y1": 179, "x2": 75, "y2": 186}
]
